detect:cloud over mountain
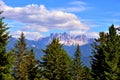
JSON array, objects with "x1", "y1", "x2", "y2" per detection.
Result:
[
  {"x1": 0, "y1": 0, "x2": 88, "y2": 33},
  {"x1": 11, "y1": 31, "x2": 43, "y2": 40}
]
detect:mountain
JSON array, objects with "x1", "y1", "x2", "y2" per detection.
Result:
[
  {"x1": 42, "y1": 32, "x2": 88, "y2": 46},
  {"x1": 7, "y1": 33, "x2": 94, "y2": 67}
]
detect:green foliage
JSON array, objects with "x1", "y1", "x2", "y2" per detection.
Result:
[
  {"x1": 91, "y1": 24, "x2": 120, "y2": 80},
  {"x1": 72, "y1": 45, "x2": 91, "y2": 80},
  {"x1": 91, "y1": 32, "x2": 107, "y2": 80},
  {"x1": 13, "y1": 32, "x2": 41, "y2": 80},
  {"x1": 72, "y1": 45, "x2": 83, "y2": 80},
  {"x1": 0, "y1": 11, "x2": 14, "y2": 80},
  {"x1": 13, "y1": 32, "x2": 28, "y2": 80},
  {"x1": 103, "y1": 25, "x2": 120, "y2": 80},
  {"x1": 82, "y1": 66, "x2": 91, "y2": 80},
  {"x1": 3, "y1": 8, "x2": 120, "y2": 79},
  {"x1": 26, "y1": 49, "x2": 42, "y2": 80},
  {"x1": 41, "y1": 38, "x2": 72, "y2": 80}
]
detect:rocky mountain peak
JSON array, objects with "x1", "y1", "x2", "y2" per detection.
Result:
[{"x1": 48, "y1": 32, "x2": 88, "y2": 46}]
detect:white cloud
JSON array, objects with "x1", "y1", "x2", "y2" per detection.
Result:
[
  {"x1": 69, "y1": 1, "x2": 87, "y2": 5},
  {"x1": 56, "y1": 1, "x2": 91, "y2": 12},
  {"x1": 87, "y1": 32, "x2": 99, "y2": 38},
  {"x1": 23, "y1": 24, "x2": 48, "y2": 32},
  {"x1": 70, "y1": 30, "x2": 99, "y2": 38},
  {"x1": 0, "y1": 0, "x2": 89, "y2": 39},
  {"x1": 70, "y1": 30, "x2": 86, "y2": 35},
  {"x1": 57, "y1": 6, "x2": 87, "y2": 12},
  {"x1": 11, "y1": 31, "x2": 43, "y2": 40}
]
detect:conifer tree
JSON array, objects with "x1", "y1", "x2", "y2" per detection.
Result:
[
  {"x1": 91, "y1": 24, "x2": 120, "y2": 80},
  {"x1": 13, "y1": 32, "x2": 41, "y2": 80},
  {"x1": 41, "y1": 38, "x2": 71, "y2": 80},
  {"x1": 26, "y1": 49, "x2": 42, "y2": 80},
  {"x1": 0, "y1": 11, "x2": 14, "y2": 80},
  {"x1": 82, "y1": 66, "x2": 91, "y2": 80},
  {"x1": 91, "y1": 32, "x2": 107, "y2": 80},
  {"x1": 72, "y1": 45, "x2": 83, "y2": 80},
  {"x1": 117, "y1": 28, "x2": 120, "y2": 79},
  {"x1": 13, "y1": 32, "x2": 28, "y2": 80},
  {"x1": 103, "y1": 25, "x2": 120, "y2": 79}
]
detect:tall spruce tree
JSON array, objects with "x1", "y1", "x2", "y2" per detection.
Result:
[
  {"x1": 0, "y1": 11, "x2": 14, "y2": 80},
  {"x1": 91, "y1": 24, "x2": 120, "y2": 80},
  {"x1": 72, "y1": 45, "x2": 83, "y2": 80},
  {"x1": 82, "y1": 66, "x2": 91, "y2": 80},
  {"x1": 117, "y1": 29, "x2": 120, "y2": 79},
  {"x1": 26, "y1": 49, "x2": 42, "y2": 80},
  {"x1": 103, "y1": 25, "x2": 120, "y2": 79},
  {"x1": 13, "y1": 32, "x2": 41, "y2": 80},
  {"x1": 91, "y1": 32, "x2": 107, "y2": 80},
  {"x1": 13, "y1": 32, "x2": 28, "y2": 80},
  {"x1": 41, "y1": 38, "x2": 71, "y2": 80}
]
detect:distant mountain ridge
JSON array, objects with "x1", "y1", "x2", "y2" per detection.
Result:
[
  {"x1": 7, "y1": 33, "x2": 94, "y2": 67},
  {"x1": 39, "y1": 32, "x2": 89, "y2": 46}
]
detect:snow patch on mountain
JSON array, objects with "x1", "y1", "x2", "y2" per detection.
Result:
[{"x1": 47, "y1": 32, "x2": 88, "y2": 46}]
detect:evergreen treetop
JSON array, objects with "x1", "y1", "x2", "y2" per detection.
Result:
[
  {"x1": 0, "y1": 11, "x2": 14, "y2": 80},
  {"x1": 91, "y1": 24, "x2": 120, "y2": 80},
  {"x1": 41, "y1": 38, "x2": 71, "y2": 80}
]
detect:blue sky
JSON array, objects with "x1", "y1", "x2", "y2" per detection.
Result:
[{"x1": 0, "y1": 0, "x2": 120, "y2": 40}]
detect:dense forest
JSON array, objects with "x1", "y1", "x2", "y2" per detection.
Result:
[{"x1": 1, "y1": 11, "x2": 120, "y2": 80}]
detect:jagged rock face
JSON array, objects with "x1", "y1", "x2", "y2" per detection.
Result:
[
  {"x1": 7, "y1": 33, "x2": 93, "y2": 67},
  {"x1": 8, "y1": 32, "x2": 89, "y2": 46},
  {"x1": 47, "y1": 32, "x2": 88, "y2": 46}
]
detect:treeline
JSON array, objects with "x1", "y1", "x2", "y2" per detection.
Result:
[{"x1": 1, "y1": 12, "x2": 120, "y2": 80}]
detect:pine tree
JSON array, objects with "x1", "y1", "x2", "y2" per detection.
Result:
[
  {"x1": 91, "y1": 24, "x2": 120, "y2": 80},
  {"x1": 13, "y1": 32, "x2": 41, "y2": 80},
  {"x1": 72, "y1": 45, "x2": 83, "y2": 80},
  {"x1": 82, "y1": 66, "x2": 91, "y2": 80},
  {"x1": 117, "y1": 28, "x2": 120, "y2": 79},
  {"x1": 103, "y1": 25, "x2": 120, "y2": 79},
  {"x1": 0, "y1": 11, "x2": 14, "y2": 80},
  {"x1": 91, "y1": 32, "x2": 107, "y2": 80},
  {"x1": 13, "y1": 32, "x2": 28, "y2": 80},
  {"x1": 26, "y1": 49, "x2": 42, "y2": 80},
  {"x1": 41, "y1": 38, "x2": 72, "y2": 80}
]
